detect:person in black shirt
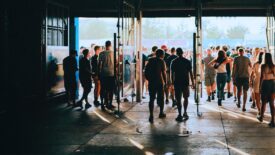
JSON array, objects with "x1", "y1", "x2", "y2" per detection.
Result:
[
  {"x1": 76, "y1": 49, "x2": 92, "y2": 109},
  {"x1": 145, "y1": 49, "x2": 167, "y2": 123},
  {"x1": 63, "y1": 50, "x2": 78, "y2": 106},
  {"x1": 142, "y1": 53, "x2": 148, "y2": 98},
  {"x1": 91, "y1": 46, "x2": 103, "y2": 107},
  {"x1": 171, "y1": 48, "x2": 194, "y2": 122},
  {"x1": 166, "y1": 47, "x2": 178, "y2": 107},
  {"x1": 148, "y1": 46, "x2": 158, "y2": 59}
]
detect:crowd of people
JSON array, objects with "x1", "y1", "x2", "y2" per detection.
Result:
[
  {"x1": 63, "y1": 41, "x2": 275, "y2": 127},
  {"x1": 202, "y1": 46, "x2": 275, "y2": 127},
  {"x1": 63, "y1": 41, "x2": 116, "y2": 111},
  {"x1": 141, "y1": 44, "x2": 274, "y2": 126}
]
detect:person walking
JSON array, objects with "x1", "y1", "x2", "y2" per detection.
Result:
[
  {"x1": 161, "y1": 45, "x2": 171, "y2": 105},
  {"x1": 171, "y1": 48, "x2": 194, "y2": 122},
  {"x1": 257, "y1": 53, "x2": 275, "y2": 127},
  {"x1": 223, "y1": 45, "x2": 233, "y2": 98},
  {"x1": 166, "y1": 47, "x2": 178, "y2": 107},
  {"x1": 202, "y1": 49, "x2": 216, "y2": 102},
  {"x1": 232, "y1": 48, "x2": 252, "y2": 111},
  {"x1": 142, "y1": 51, "x2": 149, "y2": 99},
  {"x1": 250, "y1": 52, "x2": 264, "y2": 115},
  {"x1": 250, "y1": 47, "x2": 261, "y2": 108},
  {"x1": 145, "y1": 49, "x2": 167, "y2": 123},
  {"x1": 208, "y1": 50, "x2": 233, "y2": 106},
  {"x1": 63, "y1": 50, "x2": 78, "y2": 106},
  {"x1": 91, "y1": 45, "x2": 103, "y2": 107},
  {"x1": 98, "y1": 41, "x2": 116, "y2": 110},
  {"x1": 231, "y1": 46, "x2": 241, "y2": 102},
  {"x1": 76, "y1": 49, "x2": 92, "y2": 109}
]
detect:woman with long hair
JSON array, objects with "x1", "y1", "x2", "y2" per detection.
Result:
[
  {"x1": 250, "y1": 52, "x2": 264, "y2": 115},
  {"x1": 257, "y1": 53, "x2": 275, "y2": 127},
  {"x1": 208, "y1": 50, "x2": 233, "y2": 106}
]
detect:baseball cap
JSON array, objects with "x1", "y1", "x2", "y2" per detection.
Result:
[{"x1": 161, "y1": 45, "x2": 168, "y2": 50}]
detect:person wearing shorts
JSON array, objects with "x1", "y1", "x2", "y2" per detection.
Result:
[
  {"x1": 223, "y1": 45, "x2": 233, "y2": 98},
  {"x1": 202, "y1": 49, "x2": 216, "y2": 102},
  {"x1": 166, "y1": 47, "x2": 177, "y2": 106},
  {"x1": 257, "y1": 53, "x2": 275, "y2": 127},
  {"x1": 91, "y1": 46, "x2": 103, "y2": 107},
  {"x1": 231, "y1": 46, "x2": 240, "y2": 102},
  {"x1": 98, "y1": 41, "x2": 116, "y2": 110},
  {"x1": 145, "y1": 49, "x2": 167, "y2": 123},
  {"x1": 250, "y1": 52, "x2": 263, "y2": 114},
  {"x1": 171, "y1": 48, "x2": 194, "y2": 122},
  {"x1": 232, "y1": 48, "x2": 252, "y2": 111}
]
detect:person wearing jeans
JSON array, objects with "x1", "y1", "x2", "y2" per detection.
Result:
[
  {"x1": 208, "y1": 50, "x2": 233, "y2": 106},
  {"x1": 216, "y1": 73, "x2": 227, "y2": 105}
]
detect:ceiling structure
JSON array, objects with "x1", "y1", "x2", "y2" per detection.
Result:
[{"x1": 61, "y1": 0, "x2": 274, "y2": 17}]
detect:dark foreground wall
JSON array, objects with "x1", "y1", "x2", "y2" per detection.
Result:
[{"x1": 1, "y1": 0, "x2": 46, "y2": 110}]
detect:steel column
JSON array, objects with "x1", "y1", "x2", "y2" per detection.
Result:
[{"x1": 136, "y1": 11, "x2": 142, "y2": 103}]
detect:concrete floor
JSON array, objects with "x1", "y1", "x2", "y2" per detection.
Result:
[{"x1": 1, "y1": 91, "x2": 275, "y2": 155}]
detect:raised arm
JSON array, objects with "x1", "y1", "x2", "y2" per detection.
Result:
[
  {"x1": 208, "y1": 58, "x2": 216, "y2": 67},
  {"x1": 225, "y1": 57, "x2": 233, "y2": 64}
]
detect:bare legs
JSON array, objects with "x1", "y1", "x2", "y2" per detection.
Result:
[{"x1": 254, "y1": 93, "x2": 261, "y2": 114}]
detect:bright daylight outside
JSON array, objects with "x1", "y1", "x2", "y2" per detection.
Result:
[{"x1": 79, "y1": 17, "x2": 266, "y2": 55}]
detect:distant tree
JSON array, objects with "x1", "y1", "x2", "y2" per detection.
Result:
[
  {"x1": 80, "y1": 20, "x2": 112, "y2": 40},
  {"x1": 226, "y1": 25, "x2": 249, "y2": 39},
  {"x1": 205, "y1": 26, "x2": 223, "y2": 39}
]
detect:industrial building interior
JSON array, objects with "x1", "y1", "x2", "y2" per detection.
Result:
[{"x1": 1, "y1": 0, "x2": 275, "y2": 154}]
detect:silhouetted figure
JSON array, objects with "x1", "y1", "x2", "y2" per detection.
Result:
[
  {"x1": 76, "y1": 49, "x2": 92, "y2": 109},
  {"x1": 47, "y1": 54, "x2": 58, "y2": 92},
  {"x1": 166, "y1": 47, "x2": 177, "y2": 107},
  {"x1": 63, "y1": 50, "x2": 78, "y2": 106},
  {"x1": 98, "y1": 41, "x2": 115, "y2": 110},
  {"x1": 145, "y1": 49, "x2": 167, "y2": 123},
  {"x1": 148, "y1": 46, "x2": 158, "y2": 59},
  {"x1": 142, "y1": 52, "x2": 148, "y2": 98},
  {"x1": 161, "y1": 45, "x2": 171, "y2": 105},
  {"x1": 91, "y1": 45, "x2": 103, "y2": 107},
  {"x1": 171, "y1": 48, "x2": 194, "y2": 122}
]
